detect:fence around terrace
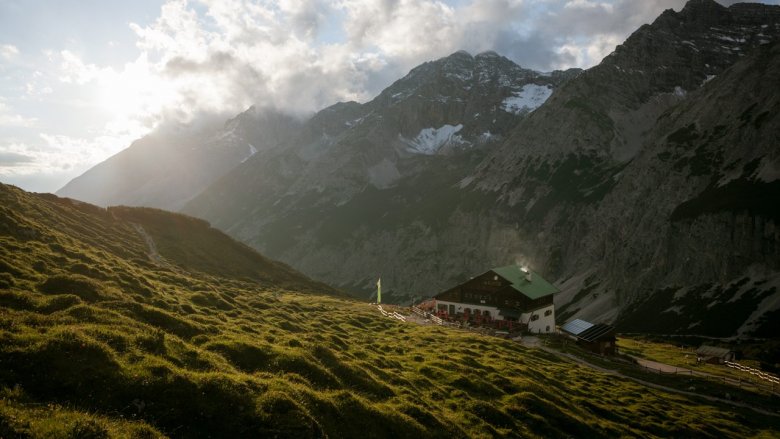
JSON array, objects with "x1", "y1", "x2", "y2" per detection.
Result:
[{"x1": 638, "y1": 361, "x2": 779, "y2": 395}]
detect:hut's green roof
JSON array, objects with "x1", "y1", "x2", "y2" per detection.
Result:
[{"x1": 492, "y1": 265, "x2": 559, "y2": 300}]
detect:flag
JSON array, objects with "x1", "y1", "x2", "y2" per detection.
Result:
[{"x1": 376, "y1": 277, "x2": 381, "y2": 304}]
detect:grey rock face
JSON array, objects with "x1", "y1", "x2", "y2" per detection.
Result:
[
  {"x1": 468, "y1": 1, "x2": 780, "y2": 337},
  {"x1": 182, "y1": 51, "x2": 577, "y2": 302}
]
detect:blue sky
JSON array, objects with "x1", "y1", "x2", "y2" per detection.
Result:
[
  {"x1": 0, "y1": 1, "x2": 160, "y2": 66},
  {"x1": 0, "y1": 0, "x2": 777, "y2": 193}
]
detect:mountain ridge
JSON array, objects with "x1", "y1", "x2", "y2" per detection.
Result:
[
  {"x1": 56, "y1": 107, "x2": 303, "y2": 210},
  {"x1": 182, "y1": 49, "x2": 575, "y2": 232}
]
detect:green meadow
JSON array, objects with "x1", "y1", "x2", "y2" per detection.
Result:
[{"x1": 0, "y1": 183, "x2": 777, "y2": 438}]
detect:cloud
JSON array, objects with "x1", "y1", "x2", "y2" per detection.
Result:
[
  {"x1": 0, "y1": 44, "x2": 19, "y2": 60},
  {"x1": 0, "y1": 137, "x2": 121, "y2": 193},
  {"x1": 0, "y1": 151, "x2": 34, "y2": 166},
  {"x1": 98, "y1": 0, "x2": 690, "y2": 125},
  {"x1": 58, "y1": 50, "x2": 108, "y2": 84},
  {"x1": 0, "y1": 101, "x2": 37, "y2": 127},
  {"x1": 0, "y1": 131, "x2": 137, "y2": 179},
  {"x1": 47, "y1": 0, "x2": 700, "y2": 128}
]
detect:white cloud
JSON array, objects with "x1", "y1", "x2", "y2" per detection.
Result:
[
  {"x1": 58, "y1": 50, "x2": 108, "y2": 85},
  {"x1": 0, "y1": 135, "x2": 132, "y2": 193},
  {"x1": 555, "y1": 34, "x2": 625, "y2": 70},
  {"x1": 49, "y1": 0, "x2": 693, "y2": 129},
  {"x1": 339, "y1": 0, "x2": 460, "y2": 60},
  {"x1": 0, "y1": 44, "x2": 19, "y2": 60},
  {"x1": 0, "y1": 101, "x2": 37, "y2": 127},
  {"x1": 25, "y1": 82, "x2": 53, "y2": 96},
  {"x1": 0, "y1": 132, "x2": 136, "y2": 178}
]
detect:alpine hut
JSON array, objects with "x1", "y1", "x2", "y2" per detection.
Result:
[{"x1": 433, "y1": 265, "x2": 558, "y2": 333}]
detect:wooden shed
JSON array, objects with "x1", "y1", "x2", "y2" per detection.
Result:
[
  {"x1": 696, "y1": 345, "x2": 735, "y2": 364},
  {"x1": 560, "y1": 319, "x2": 616, "y2": 355}
]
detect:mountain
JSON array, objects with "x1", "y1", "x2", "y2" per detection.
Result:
[
  {"x1": 183, "y1": 0, "x2": 780, "y2": 338},
  {"x1": 609, "y1": 40, "x2": 780, "y2": 337},
  {"x1": 182, "y1": 51, "x2": 580, "y2": 300},
  {"x1": 2, "y1": 182, "x2": 778, "y2": 437},
  {"x1": 56, "y1": 106, "x2": 302, "y2": 210},
  {"x1": 465, "y1": 0, "x2": 780, "y2": 336}
]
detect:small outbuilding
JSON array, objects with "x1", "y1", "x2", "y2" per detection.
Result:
[
  {"x1": 560, "y1": 318, "x2": 617, "y2": 355},
  {"x1": 696, "y1": 345, "x2": 735, "y2": 364}
]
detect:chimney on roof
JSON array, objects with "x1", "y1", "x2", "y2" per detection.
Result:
[{"x1": 520, "y1": 265, "x2": 531, "y2": 282}]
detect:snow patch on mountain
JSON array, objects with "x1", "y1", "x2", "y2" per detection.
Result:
[
  {"x1": 403, "y1": 124, "x2": 464, "y2": 155},
  {"x1": 458, "y1": 176, "x2": 475, "y2": 188},
  {"x1": 447, "y1": 70, "x2": 473, "y2": 82},
  {"x1": 755, "y1": 158, "x2": 780, "y2": 183},
  {"x1": 345, "y1": 116, "x2": 366, "y2": 127},
  {"x1": 502, "y1": 84, "x2": 553, "y2": 114}
]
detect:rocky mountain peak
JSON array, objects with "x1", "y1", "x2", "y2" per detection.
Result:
[
  {"x1": 475, "y1": 50, "x2": 501, "y2": 59},
  {"x1": 451, "y1": 49, "x2": 473, "y2": 58},
  {"x1": 347, "y1": 49, "x2": 572, "y2": 153},
  {"x1": 610, "y1": 0, "x2": 780, "y2": 79},
  {"x1": 679, "y1": 0, "x2": 727, "y2": 17},
  {"x1": 468, "y1": 0, "x2": 780, "y2": 167}
]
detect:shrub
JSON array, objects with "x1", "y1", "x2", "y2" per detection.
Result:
[
  {"x1": 0, "y1": 273, "x2": 14, "y2": 289},
  {"x1": 40, "y1": 295, "x2": 83, "y2": 313},
  {"x1": 103, "y1": 302, "x2": 204, "y2": 339},
  {"x1": 191, "y1": 292, "x2": 233, "y2": 310},
  {"x1": 0, "y1": 291, "x2": 33, "y2": 310},
  {"x1": 0, "y1": 330, "x2": 123, "y2": 407},
  {"x1": 68, "y1": 419, "x2": 109, "y2": 439},
  {"x1": 205, "y1": 340, "x2": 274, "y2": 372},
  {"x1": 255, "y1": 390, "x2": 323, "y2": 438},
  {"x1": 38, "y1": 274, "x2": 111, "y2": 302}
]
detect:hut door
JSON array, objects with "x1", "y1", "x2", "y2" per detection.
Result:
[{"x1": 448, "y1": 304, "x2": 455, "y2": 316}]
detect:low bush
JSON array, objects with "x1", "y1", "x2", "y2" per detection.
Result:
[{"x1": 39, "y1": 274, "x2": 113, "y2": 302}]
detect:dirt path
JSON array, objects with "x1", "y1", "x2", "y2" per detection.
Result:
[
  {"x1": 634, "y1": 357, "x2": 691, "y2": 374},
  {"x1": 535, "y1": 345, "x2": 780, "y2": 418},
  {"x1": 131, "y1": 223, "x2": 163, "y2": 264}
]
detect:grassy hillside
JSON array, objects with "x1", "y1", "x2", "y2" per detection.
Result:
[{"x1": 0, "y1": 183, "x2": 777, "y2": 438}]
